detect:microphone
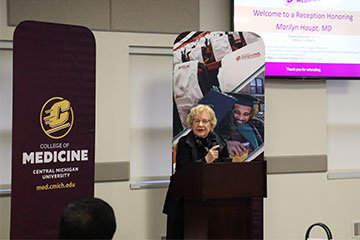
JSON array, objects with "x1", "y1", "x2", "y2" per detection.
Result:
[
  {"x1": 195, "y1": 133, "x2": 220, "y2": 162},
  {"x1": 195, "y1": 138, "x2": 209, "y2": 155},
  {"x1": 209, "y1": 133, "x2": 219, "y2": 162},
  {"x1": 209, "y1": 134, "x2": 218, "y2": 148}
]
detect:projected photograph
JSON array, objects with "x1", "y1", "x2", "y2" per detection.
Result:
[{"x1": 172, "y1": 31, "x2": 265, "y2": 169}]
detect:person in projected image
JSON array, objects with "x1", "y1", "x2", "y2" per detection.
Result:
[
  {"x1": 163, "y1": 104, "x2": 230, "y2": 239},
  {"x1": 215, "y1": 93, "x2": 264, "y2": 162}
]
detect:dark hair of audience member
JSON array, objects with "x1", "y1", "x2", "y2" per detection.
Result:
[{"x1": 57, "y1": 197, "x2": 116, "y2": 239}]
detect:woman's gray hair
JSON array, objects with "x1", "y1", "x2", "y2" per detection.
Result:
[{"x1": 187, "y1": 104, "x2": 217, "y2": 129}]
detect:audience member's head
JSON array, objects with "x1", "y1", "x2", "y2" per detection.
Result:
[{"x1": 57, "y1": 197, "x2": 116, "y2": 239}]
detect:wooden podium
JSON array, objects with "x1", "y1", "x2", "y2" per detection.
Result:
[{"x1": 169, "y1": 160, "x2": 267, "y2": 239}]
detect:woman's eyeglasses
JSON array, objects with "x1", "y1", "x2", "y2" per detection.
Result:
[{"x1": 193, "y1": 119, "x2": 210, "y2": 124}]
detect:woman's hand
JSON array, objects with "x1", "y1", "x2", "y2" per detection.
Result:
[{"x1": 205, "y1": 145, "x2": 219, "y2": 163}]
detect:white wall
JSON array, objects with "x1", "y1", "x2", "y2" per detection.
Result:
[
  {"x1": 0, "y1": 0, "x2": 14, "y2": 236},
  {"x1": 265, "y1": 172, "x2": 360, "y2": 239},
  {"x1": 327, "y1": 80, "x2": 360, "y2": 172},
  {"x1": 1, "y1": 0, "x2": 360, "y2": 239},
  {"x1": 93, "y1": 31, "x2": 175, "y2": 239},
  {"x1": 265, "y1": 79, "x2": 327, "y2": 157}
]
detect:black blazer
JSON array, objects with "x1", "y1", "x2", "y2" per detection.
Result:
[{"x1": 163, "y1": 130, "x2": 230, "y2": 220}]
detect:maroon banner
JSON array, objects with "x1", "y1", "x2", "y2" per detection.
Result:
[{"x1": 11, "y1": 21, "x2": 95, "y2": 239}]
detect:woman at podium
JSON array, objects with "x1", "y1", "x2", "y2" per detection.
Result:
[
  {"x1": 175, "y1": 104, "x2": 230, "y2": 170},
  {"x1": 163, "y1": 104, "x2": 230, "y2": 239}
]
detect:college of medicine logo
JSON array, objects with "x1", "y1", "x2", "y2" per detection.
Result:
[
  {"x1": 284, "y1": 0, "x2": 295, "y2": 6},
  {"x1": 285, "y1": 0, "x2": 320, "y2": 6},
  {"x1": 40, "y1": 97, "x2": 74, "y2": 139}
]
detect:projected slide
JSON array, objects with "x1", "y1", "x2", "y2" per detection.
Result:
[{"x1": 234, "y1": 0, "x2": 360, "y2": 78}]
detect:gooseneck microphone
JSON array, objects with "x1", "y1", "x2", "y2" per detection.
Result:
[
  {"x1": 209, "y1": 133, "x2": 218, "y2": 148},
  {"x1": 195, "y1": 133, "x2": 220, "y2": 162},
  {"x1": 209, "y1": 133, "x2": 219, "y2": 162}
]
